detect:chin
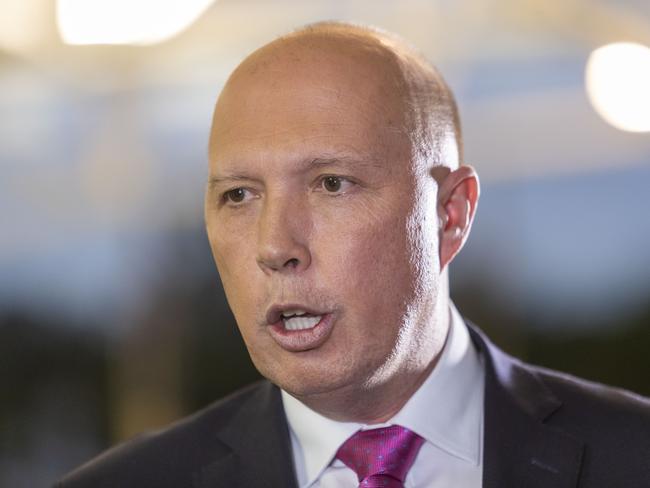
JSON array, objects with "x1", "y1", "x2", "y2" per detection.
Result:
[
  {"x1": 271, "y1": 370, "x2": 343, "y2": 397},
  {"x1": 275, "y1": 380, "x2": 331, "y2": 399},
  {"x1": 271, "y1": 358, "x2": 388, "y2": 406},
  {"x1": 258, "y1": 359, "x2": 355, "y2": 399}
]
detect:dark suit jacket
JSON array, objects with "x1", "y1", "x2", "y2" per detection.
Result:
[{"x1": 56, "y1": 323, "x2": 650, "y2": 487}]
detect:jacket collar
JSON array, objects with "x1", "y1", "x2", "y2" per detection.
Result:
[
  {"x1": 467, "y1": 321, "x2": 584, "y2": 488},
  {"x1": 193, "y1": 381, "x2": 298, "y2": 488}
]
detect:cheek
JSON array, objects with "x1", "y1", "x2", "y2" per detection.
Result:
[
  {"x1": 208, "y1": 219, "x2": 260, "y2": 312},
  {"x1": 210, "y1": 212, "x2": 254, "y2": 267},
  {"x1": 316, "y1": 200, "x2": 419, "y2": 309}
]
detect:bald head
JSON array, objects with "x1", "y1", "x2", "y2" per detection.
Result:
[
  {"x1": 205, "y1": 22, "x2": 479, "y2": 423},
  {"x1": 210, "y1": 21, "x2": 463, "y2": 171}
]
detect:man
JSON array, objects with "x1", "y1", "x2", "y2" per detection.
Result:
[{"x1": 57, "y1": 22, "x2": 650, "y2": 488}]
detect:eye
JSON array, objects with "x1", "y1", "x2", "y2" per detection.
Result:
[
  {"x1": 223, "y1": 187, "x2": 251, "y2": 205},
  {"x1": 320, "y1": 176, "x2": 354, "y2": 193}
]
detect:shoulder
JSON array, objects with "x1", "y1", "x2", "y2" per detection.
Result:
[
  {"x1": 529, "y1": 363, "x2": 650, "y2": 468},
  {"x1": 469, "y1": 321, "x2": 650, "y2": 429},
  {"x1": 55, "y1": 381, "x2": 273, "y2": 488},
  {"x1": 522, "y1": 361, "x2": 650, "y2": 484},
  {"x1": 467, "y1": 321, "x2": 650, "y2": 484},
  {"x1": 533, "y1": 361, "x2": 650, "y2": 423},
  {"x1": 489, "y1": 334, "x2": 650, "y2": 482}
]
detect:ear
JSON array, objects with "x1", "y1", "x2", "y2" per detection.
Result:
[{"x1": 437, "y1": 165, "x2": 480, "y2": 271}]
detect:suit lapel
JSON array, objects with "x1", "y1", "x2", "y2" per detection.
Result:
[
  {"x1": 467, "y1": 323, "x2": 584, "y2": 488},
  {"x1": 194, "y1": 381, "x2": 298, "y2": 488}
]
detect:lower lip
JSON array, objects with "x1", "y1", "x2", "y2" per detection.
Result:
[{"x1": 267, "y1": 313, "x2": 335, "y2": 352}]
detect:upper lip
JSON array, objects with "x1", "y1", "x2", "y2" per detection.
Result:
[{"x1": 265, "y1": 303, "x2": 328, "y2": 324}]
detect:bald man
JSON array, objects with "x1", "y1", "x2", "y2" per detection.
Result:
[{"x1": 57, "y1": 22, "x2": 650, "y2": 488}]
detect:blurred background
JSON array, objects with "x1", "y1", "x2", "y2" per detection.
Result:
[{"x1": 1, "y1": 0, "x2": 649, "y2": 485}]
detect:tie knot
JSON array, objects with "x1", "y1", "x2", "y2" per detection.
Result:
[{"x1": 335, "y1": 425, "x2": 425, "y2": 486}]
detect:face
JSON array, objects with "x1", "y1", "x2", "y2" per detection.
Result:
[{"x1": 205, "y1": 41, "x2": 445, "y2": 401}]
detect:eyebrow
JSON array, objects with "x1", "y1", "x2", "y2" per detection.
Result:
[
  {"x1": 208, "y1": 174, "x2": 254, "y2": 185},
  {"x1": 309, "y1": 156, "x2": 383, "y2": 169},
  {"x1": 208, "y1": 154, "x2": 384, "y2": 190}
]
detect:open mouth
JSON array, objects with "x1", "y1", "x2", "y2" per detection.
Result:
[
  {"x1": 281, "y1": 309, "x2": 323, "y2": 331},
  {"x1": 266, "y1": 305, "x2": 336, "y2": 352}
]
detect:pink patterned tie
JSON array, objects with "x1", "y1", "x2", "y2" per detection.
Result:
[{"x1": 335, "y1": 425, "x2": 425, "y2": 488}]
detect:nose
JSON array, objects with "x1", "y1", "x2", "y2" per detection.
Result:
[{"x1": 256, "y1": 195, "x2": 312, "y2": 275}]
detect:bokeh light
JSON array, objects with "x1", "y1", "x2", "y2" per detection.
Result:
[
  {"x1": 586, "y1": 42, "x2": 650, "y2": 133},
  {"x1": 57, "y1": 0, "x2": 215, "y2": 45}
]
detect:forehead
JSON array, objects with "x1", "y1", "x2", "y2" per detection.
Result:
[{"x1": 209, "y1": 36, "x2": 413, "y2": 174}]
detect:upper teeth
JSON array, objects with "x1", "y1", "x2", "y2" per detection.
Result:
[
  {"x1": 283, "y1": 315, "x2": 322, "y2": 331},
  {"x1": 281, "y1": 309, "x2": 307, "y2": 318}
]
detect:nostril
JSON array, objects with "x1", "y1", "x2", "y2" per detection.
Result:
[{"x1": 284, "y1": 258, "x2": 300, "y2": 268}]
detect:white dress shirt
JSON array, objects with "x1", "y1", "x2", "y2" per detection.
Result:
[{"x1": 281, "y1": 303, "x2": 485, "y2": 487}]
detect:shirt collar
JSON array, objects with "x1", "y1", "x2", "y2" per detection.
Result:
[
  {"x1": 391, "y1": 302, "x2": 484, "y2": 464},
  {"x1": 281, "y1": 303, "x2": 484, "y2": 486}
]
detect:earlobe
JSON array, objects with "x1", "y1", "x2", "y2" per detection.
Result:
[{"x1": 438, "y1": 165, "x2": 480, "y2": 270}]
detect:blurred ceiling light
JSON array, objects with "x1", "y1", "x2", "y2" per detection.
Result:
[
  {"x1": 56, "y1": 0, "x2": 215, "y2": 45},
  {"x1": 586, "y1": 42, "x2": 650, "y2": 133},
  {"x1": 0, "y1": 0, "x2": 53, "y2": 54}
]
